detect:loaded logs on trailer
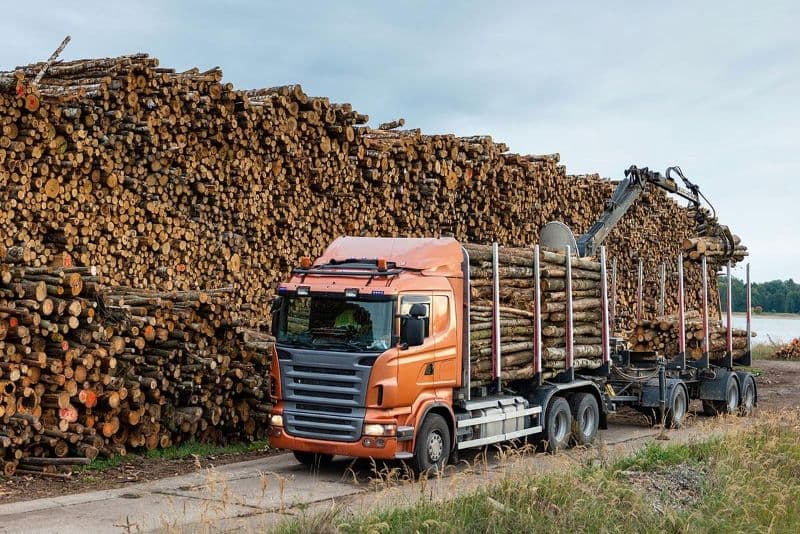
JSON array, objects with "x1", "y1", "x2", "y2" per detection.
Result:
[
  {"x1": 627, "y1": 311, "x2": 753, "y2": 361},
  {"x1": 0, "y1": 53, "x2": 732, "y2": 335},
  {"x1": 465, "y1": 244, "x2": 604, "y2": 385},
  {"x1": 0, "y1": 252, "x2": 272, "y2": 477}
]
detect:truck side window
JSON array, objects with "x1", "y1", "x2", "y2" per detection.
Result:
[
  {"x1": 400, "y1": 295, "x2": 430, "y2": 339},
  {"x1": 431, "y1": 296, "x2": 449, "y2": 335}
]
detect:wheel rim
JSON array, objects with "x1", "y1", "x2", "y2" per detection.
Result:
[
  {"x1": 428, "y1": 431, "x2": 444, "y2": 463},
  {"x1": 673, "y1": 390, "x2": 687, "y2": 422},
  {"x1": 581, "y1": 406, "x2": 596, "y2": 438},
  {"x1": 554, "y1": 410, "x2": 569, "y2": 443}
]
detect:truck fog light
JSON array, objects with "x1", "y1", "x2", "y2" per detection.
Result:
[
  {"x1": 363, "y1": 438, "x2": 374, "y2": 448},
  {"x1": 376, "y1": 438, "x2": 385, "y2": 448},
  {"x1": 270, "y1": 414, "x2": 284, "y2": 427}
]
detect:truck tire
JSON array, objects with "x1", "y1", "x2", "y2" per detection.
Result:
[
  {"x1": 293, "y1": 451, "x2": 334, "y2": 468},
  {"x1": 703, "y1": 378, "x2": 739, "y2": 416},
  {"x1": 739, "y1": 376, "x2": 756, "y2": 416},
  {"x1": 665, "y1": 385, "x2": 688, "y2": 429},
  {"x1": 545, "y1": 396, "x2": 572, "y2": 452},
  {"x1": 412, "y1": 413, "x2": 451, "y2": 474},
  {"x1": 569, "y1": 393, "x2": 599, "y2": 446}
]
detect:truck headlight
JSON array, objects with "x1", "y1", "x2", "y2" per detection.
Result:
[
  {"x1": 363, "y1": 423, "x2": 396, "y2": 437},
  {"x1": 270, "y1": 414, "x2": 284, "y2": 427}
]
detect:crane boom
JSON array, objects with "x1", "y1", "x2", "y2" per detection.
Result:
[{"x1": 576, "y1": 165, "x2": 705, "y2": 257}]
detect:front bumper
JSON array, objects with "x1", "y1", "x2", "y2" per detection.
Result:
[{"x1": 269, "y1": 425, "x2": 406, "y2": 460}]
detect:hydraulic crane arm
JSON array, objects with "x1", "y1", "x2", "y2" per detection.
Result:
[{"x1": 576, "y1": 165, "x2": 709, "y2": 257}]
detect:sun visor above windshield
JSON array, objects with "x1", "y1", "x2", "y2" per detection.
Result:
[{"x1": 316, "y1": 236, "x2": 464, "y2": 272}]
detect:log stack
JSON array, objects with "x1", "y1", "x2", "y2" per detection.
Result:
[
  {"x1": 0, "y1": 253, "x2": 272, "y2": 476},
  {"x1": 0, "y1": 53, "x2": 735, "y2": 336},
  {"x1": 628, "y1": 311, "x2": 753, "y2": 360},
  {"x1": 774, "y1": 339, "x2": 800, "y2": 361},
  {"x1": 465, "y1": 244, "x2": 603, "y2": 385}
]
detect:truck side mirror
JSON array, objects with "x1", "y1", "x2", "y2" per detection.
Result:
[
  {"x1": 270, "y1": 297, "x2": 283, "y2": 334},
  {"x1": 402, "y1": 316, "x2": 425, "y2": 348}
]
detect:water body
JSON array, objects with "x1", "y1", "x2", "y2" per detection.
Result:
[{"x1": 731, "y1": 313, "x2": 799, "y2": 343}]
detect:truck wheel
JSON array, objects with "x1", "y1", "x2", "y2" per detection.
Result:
[
  {"x1": 703, "y1": 378, "x2": 739, "y2": 416},
  {"x1": 739, "y1": 376, "x2": 756, "y2": 416},
  {"x1": 569, "y1": 393, "x2": 599, "y2": 446},
  {"x1": 665, "y1": 385, "x2": 688, "y2": 429},
  {"x1": 293, "y1": 451, "x2": 334, "y2": 468},
  {"x1": 413, "y1": 413, "x2": 451, "y2": 474},
  {"x1": 545, "y1": 396, "x2": 572, "y2": 452}
]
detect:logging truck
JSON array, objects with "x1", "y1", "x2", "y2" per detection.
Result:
[{"x1": 266, "y1": 233, "x2": 756, "y2": 472}]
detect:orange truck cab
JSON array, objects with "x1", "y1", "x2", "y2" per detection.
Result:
[{"x1": 266, "y1": 236, "x2": 608, "y2": 471}]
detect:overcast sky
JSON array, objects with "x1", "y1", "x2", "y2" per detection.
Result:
[{"x1": 2, "y1": 1, "x2": 798, "y2": 282}]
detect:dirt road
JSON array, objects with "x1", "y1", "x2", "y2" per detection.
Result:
[
  {"x1": 0, "y1": 359, "x2": 797, "y2": 533},
  {"x1": 748, "y1": 359, "x2": 800, "y2": 409}
]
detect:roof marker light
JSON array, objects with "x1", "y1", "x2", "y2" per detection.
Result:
[
  {"x1": 345, "y1": 288, "x2": 359, "y2": 298},
  {"x1": 297, "y1": 286, "x2": 310, "y2": 296},
  {"x1": 300, "y1": 256, "x2": 312, "y2": 269},
  {"x1": 377, "y1": 258, "x2": 388, "y2": 271}
]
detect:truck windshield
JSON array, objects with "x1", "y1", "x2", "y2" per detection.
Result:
[{"x1": 276, "y1": 295, "x2": 394, "y2": 352}]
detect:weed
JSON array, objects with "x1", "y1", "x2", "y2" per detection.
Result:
[
  {"x1": 144, "y1": 438, "x2": 269, "y2": 461},
  {"x1": 275, "y1": 505, "x2": 341, "y2": 534},
  {"x1": 75, "y1": 455, "x2": 127, "y2": 472},
  {"x1": 75, "y1": 439, "x2": 269, "y2": 473},
  {"x1": 751, "y1": 342, "x2": 778, "y2": 360},
  {"x1": 613, "y1": 438, "x2": 719, "y2": 472}
]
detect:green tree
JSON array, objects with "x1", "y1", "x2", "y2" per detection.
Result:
[{"x1": 719, "y1": 276, "x2": 800, "y2": 313}]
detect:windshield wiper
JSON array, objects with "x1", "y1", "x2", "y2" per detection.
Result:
[
  {"x1": 281, "y1": 336, "x2": 315, "y2": 348},
  {"x1": 312, "y1": 339, "x2": 371, "y2": 352},
  {"x1": 312, "y1": 340, "x2": 355, "y2": 351}
]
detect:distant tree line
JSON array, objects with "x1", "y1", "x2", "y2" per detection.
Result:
[{"x1": 718, "y1": 277, "x2": 800, "y2": 313}]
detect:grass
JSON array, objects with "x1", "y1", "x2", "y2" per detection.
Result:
[
  {"x1": 144, "y1": 438, "x2": 268, "y2": 460},
  {"x1": 751, "y1": 342, "x2": 778, "y2": 360},
  {"x1": 275, "y1": 410, "x2": 800, "y2": 533},
  {"x1": 613, "y1": 438, "x2": 718, "y2": 471},
  {"x1": 77, "y1": 439, "x2": 269, "y2": 472}
]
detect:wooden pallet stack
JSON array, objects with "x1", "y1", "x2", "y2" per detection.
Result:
[
  {"x1": 0, "y1": 250, "x2": 272, "y2": 476},
  {"x1": 465, "y1": 244, "x2": 603, "y2": 385},
  {"x1": 0, "y1": 53, "x2": 739, "y2": 338}
]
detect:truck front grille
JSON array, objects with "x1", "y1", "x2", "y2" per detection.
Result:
[{"x1": 278, "y1": 347, "x2": 374, "y2": 442}]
